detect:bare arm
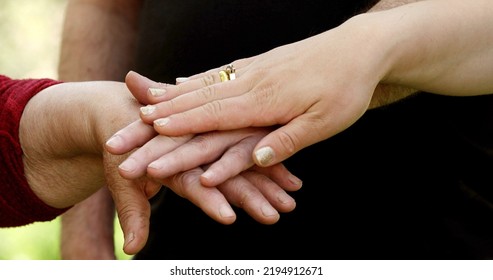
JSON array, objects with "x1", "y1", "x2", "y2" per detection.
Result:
[
  {"x1": 369, "y1": 0, "x2": 421, "y2": 11},
  {"x1": 58, "y1": 0, "x2": 143, "y2": 259},
  {"x1": 367, "y1": 0, "x2": 422, "y2": 109},
  {"x1": 60, "y1": 188, "x2": 116, "y2": 259},
  {"x1": 122, "y1": 0, "x2": 493, "y2": 170},
  {"x1": 58, "y1": 0, "x2": 142, "y2": 81}
]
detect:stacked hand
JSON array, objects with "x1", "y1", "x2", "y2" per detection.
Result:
[
  {"x1": 21, "y1": 79, "x2": 301, "y2": 255},
  {"x1": 112, "y1": 0, "x2": 493, "y2": 175}
]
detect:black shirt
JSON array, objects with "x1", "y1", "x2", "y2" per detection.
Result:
[{"x1": 133, "y1": 0, "x2": 493, "y2": 260}]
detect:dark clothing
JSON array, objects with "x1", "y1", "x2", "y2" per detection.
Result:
[{"x1": 134, "y1": 0, "x2": 493, "y2": 259}]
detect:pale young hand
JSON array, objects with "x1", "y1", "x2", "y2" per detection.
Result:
[
  {"x1": 122, "y1": 0, "x2": 493, "y2": 168},
  {"x1": 122, "y1": 21, "x2": 382, "y2": 168}
]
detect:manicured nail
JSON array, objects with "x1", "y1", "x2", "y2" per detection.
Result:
[
  {"x1": 105, "y1": 135, "x2": 123, "y2": 149},
  {"x1": 140, "y1": 105, "x2": 156, "y2": 116},
  {"x1": 148, "y1": 88, "x2": 166, "y2": 97},
  {"x1": 119, "y1": 158, "x2": 137, "y2": 172},
  {"x1": 154, "y1": 118, "x2": 169, "y2": 127},
  {"x1": 261, "y1": 204, "x2": 278, "y2": 217},
  {"x1": 219, "y1": 205, "x2": 235, "y2": 218},
  {"x1": 176, "y1": 77, "x2": 189, "y2": 84},
  {"x1": 255, "y1": 146, "x2": 275, "y2": 166}
]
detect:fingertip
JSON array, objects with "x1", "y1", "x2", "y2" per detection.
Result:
[
  {"x1": 105, "y1": 134, "x2": 125, "y2": 154},
  {"x1": 289, "y1": 175, "x2": 303, "y2": 191},
  {"x1": 200, "y1": 171, "x2": 219, "y2": 187},
  {"x1": 254, "y1": 146, "x2": 276, "y2": 167},
  {"x1": 122, "y1": 218, "x2": 149, "y2": 255},
  {"x1": 277, "y1": 192, "x2": 297, "y2": 213},
  {"x1": 123, "y1": 231, "x2": 135, "y2": 253},
  {"x1": 176, "y1": 77, "x2": 190, "y2": 84},
  {"x1": 261, "y1": 204, "x2": 280, "y2": 220},
  {"x1": 124, "y1": 70, "x2": 134, "y2": 83},
  {"x1": 153, "y1": 118, "x2": 173, "y2": 135},
  {"x1": 125, "y1": 70, "x2": 145, "y2": 90},
  {"x1": 259, "y1": 212, "x2": 280, "y2": 225},
  {"x1": 123, "y1": 230, "x2": 148, "y2": 256},
  {"x1": 148, "y1": 88, "x2": 166, "y2": 98},
  {"x1": 118, "y1": 158, "x2": 145, "y2": 180},
  {"x1": 218, "y1": 204, "x2": 236, "y2": 225}
]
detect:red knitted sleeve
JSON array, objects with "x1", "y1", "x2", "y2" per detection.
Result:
[{"x1": 0, "y1": 74, "x2": 69, "y2": 227}]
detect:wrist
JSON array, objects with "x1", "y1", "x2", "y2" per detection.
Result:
[
  {"x1": 336, "y1": 12, "x2": 397, "y2": 92},
  {"x1": 20, "y1": 82, "x2": 111, "y2": 209},
  {"x1": 344, "y1": 5, "x2": 425, "y2": 89}
]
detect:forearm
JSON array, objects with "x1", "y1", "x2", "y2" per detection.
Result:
[
  {"x1": 61, "y1": 187, "x2": 116, "y2": 259},
  {"x1": 374, "y1": 0, "x2": 493, "y2": 95},
  {"x1": 20, "y1": 83, "x2": 105, "y2": 208},
  {"x1": 58, "y1": 0, "x2": 142, "y2": 81},
  {"x1": 368, "y1": 0, "x2": 421, "y2": 12},
  {"x1": 0, "y1": 76, "x2": 67, "y2": 226}
]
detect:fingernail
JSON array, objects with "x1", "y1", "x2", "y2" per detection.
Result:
[
  {"x1": 219, "y1": 205, "x2": 235, "y2": 218},
  {"x1": 277, "y1": 192, "x2": 295, "y2": 204},
  {"x1": 255, "y1": 146, "x2": 275, "y2": 166},
  {"x1": 289, "y1": 175, "x2": 303, "y2": 188},
  {"x1": 105, "y1": 135, "x2": 123, "y2": 149},
  {"x1": 176, "y1": 77, "x2": 189, "y2": 84},
  {"x1": 148, "y1": 88, "x2": 166, "y2": 97},
  {"x1": 154, "y1": 118, "x2": 169, "y2": 127},
  {"x1": 261, "y1": 204, "x2": 278, "y2": 217},
  {"x1": 119, "y1": 158, "x2": 137, "y2": 172},
  {"x1": 148, "y1": 160, "x2": 163, "y2": 170},
  {"x1": 140, "y1": 105, "x2": 156, "y2": 116},
  {"x1": 201, "y1": 170, "x2": 213, "y2": 181},
  {"x1": 123, "y1": 232, "x2": 135, "y2": 249}
]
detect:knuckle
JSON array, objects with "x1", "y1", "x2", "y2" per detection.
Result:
[
  {"x1": 166, "y1": 98, "x2": 177, "y2": 114},
  {"x1": 201, "y1": 100, "x2": 223, "y2": 128},
  {"x1": 236, "y1": 185, "x2": 257, "y2": 206},
  {"x1": 137, "y1": 146, "x2": 156, "y2": 162},
  {"x1": 226, "y1": 146, "x2": 252, "y2": 165},
  {"x1": 175, "y1": 171, "x2": 199, "y2": 197},
  {"x1": 201, "y1": 74, "x2": 216, "y2": 87},
  {"x1": 116, "y1": 201, "x2": 146, "y2": 226},
  {"x1": 277, "y1": 130, "x2": 298, "y2": 155},
  {"x1": 197, "y1": 85, "x2": 216, "y2": 101},
  {"x1": 187, "y1": 133, "x2": 214, "y2": 151},
  {"x1": 243, "y1": 171, "x2": 270, "y2": 188},
  {"x1": 249, "y1": 86, "x2": 282, "y2": 123}
]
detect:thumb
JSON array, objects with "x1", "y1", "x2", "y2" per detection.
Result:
[
  {"x1": 104, "y1": 152, "x2": 156, "y2": 255},
  {"x1": 125, "y1": 71, "x2": 169, "y2": 104},
  {"x1": 111, "y1": 181, "x2": 151, "y2": 256},
  {"x1": 253, "y1": 116, "x2": 330, "y2": 167}
]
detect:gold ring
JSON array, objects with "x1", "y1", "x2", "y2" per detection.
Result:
[{"x1": 219, "y1": 64, "x2": 236, "y2": 82}]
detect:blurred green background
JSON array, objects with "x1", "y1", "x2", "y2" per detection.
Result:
[{"x1": 0, "y1": 0, "x2": 130, "y2": 260}]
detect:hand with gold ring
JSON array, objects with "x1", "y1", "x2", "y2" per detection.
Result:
[
  {"x1": 121, "y1": 0, "x2": 493, "y2": 169},
  {"x1": 218, "y1": 64, "x2": 236, "y2": 82}
]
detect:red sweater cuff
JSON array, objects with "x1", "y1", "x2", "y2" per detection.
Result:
[{"x1": 0, "y1": 75, "x2": 69, "y2": 227}]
